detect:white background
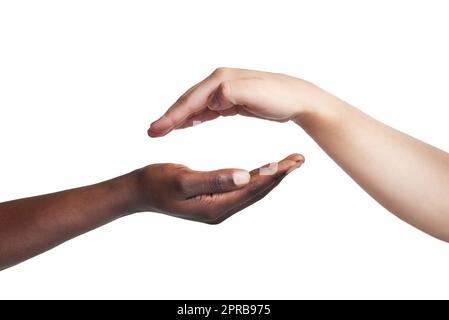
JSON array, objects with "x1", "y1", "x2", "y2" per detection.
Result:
[{"x1": 1, "y1": 0, "x2": 449, "y2": 299}]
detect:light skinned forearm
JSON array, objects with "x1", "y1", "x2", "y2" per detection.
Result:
[
  {"x1": 295, "y1": 86, "x2": 449, "y2": 241},
  {"x1": 0, "y1": 171, "x2": 141, "y2": 270}
]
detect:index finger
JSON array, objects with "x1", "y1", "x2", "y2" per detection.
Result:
[
  {"x1": 148, "y1": 70, "x2": 222, "y2": 137},
  {"x1": 148, "y1": 68, "x2": 251, "y2": 137},
  {"x1": 211, "y1": 153, "x2": 305, "y2": 222}
]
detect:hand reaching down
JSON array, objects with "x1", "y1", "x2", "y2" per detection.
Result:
[
  {"x1": 149, "y1": 66, "x2": 449, "y2": 242},
  {"x1": 148, "y1": 67, "x2": 320, "y2": 137}
]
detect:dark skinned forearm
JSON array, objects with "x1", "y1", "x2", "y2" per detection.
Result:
[{"x1": 0, "y1": 171, "x2": 141, "y2": 270}]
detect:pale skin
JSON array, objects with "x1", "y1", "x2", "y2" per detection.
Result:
[{"x1": 149, "y1": 67, "x2": 449, "y2": 242}]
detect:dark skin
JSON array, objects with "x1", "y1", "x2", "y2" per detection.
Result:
[{"x1": 0, "y1": 154, "x2": 304, "y2": 270}]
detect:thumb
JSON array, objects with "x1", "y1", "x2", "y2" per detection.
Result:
[{"x1": 182, "y1": 169, "x2": 250, "y2": 198}]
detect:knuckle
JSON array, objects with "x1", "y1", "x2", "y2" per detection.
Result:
[
  {"x1": 212, "y1": 67, "x2": 230, "y2": 78},
  {"x1": 176, "y1": 94, "x2": 189, "y2": 106},
  {"x1": 172, "y1": 174, "x2": 190, "y2": 195},
  {"x1": 208, "y1": 173, "x2": 228, "y2": 193}
]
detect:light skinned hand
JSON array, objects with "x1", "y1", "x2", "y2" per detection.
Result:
[
  {"x1": 148, "y1": 66, "x2": 449, "y2": 243},
  {"x1": 148, "y1": 68, "x2": 319, "y2": 137}
]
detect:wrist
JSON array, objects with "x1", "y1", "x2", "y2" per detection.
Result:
[
  {"x1": 128, "y1": 166, "x2": 159, "y2": 214},
  {"x1": 101, "y1": 170, "x2": 148, "y2": 217},
  {"x1": 291, "y1": 81, "x2": 344, "y2": 131}
]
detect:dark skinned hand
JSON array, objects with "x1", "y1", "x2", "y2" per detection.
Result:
[
  {"x1": 0, "y1": 154, "x2": 303, "y2": 270},
  {"x1": 135, "y1": 153, "x2": 304, "y2": 224}
]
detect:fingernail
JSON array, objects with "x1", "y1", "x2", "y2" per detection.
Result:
[
  {"x1": 148, "y1": 127, "x2": 166, "y2": 137},
  {"x1": 286, "y1": 161, "x2": 304, "y2": 174},
  {"x1": 149, "y1": 124, "x2": 161, "y2": 134},
  {"x1": 233, "y1": 170, "x2": 250, "y2": 185},
  {"x1": 259, "y1": 162, "x2": 278, "y2": 176}
]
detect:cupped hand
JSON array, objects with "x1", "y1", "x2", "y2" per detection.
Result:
[
  {"x1": 135, "y1": 154, "x2": 304, "y2": 224},
  {"x1": 148, "y1": 68, "x2": 320, "y2": 137}
]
